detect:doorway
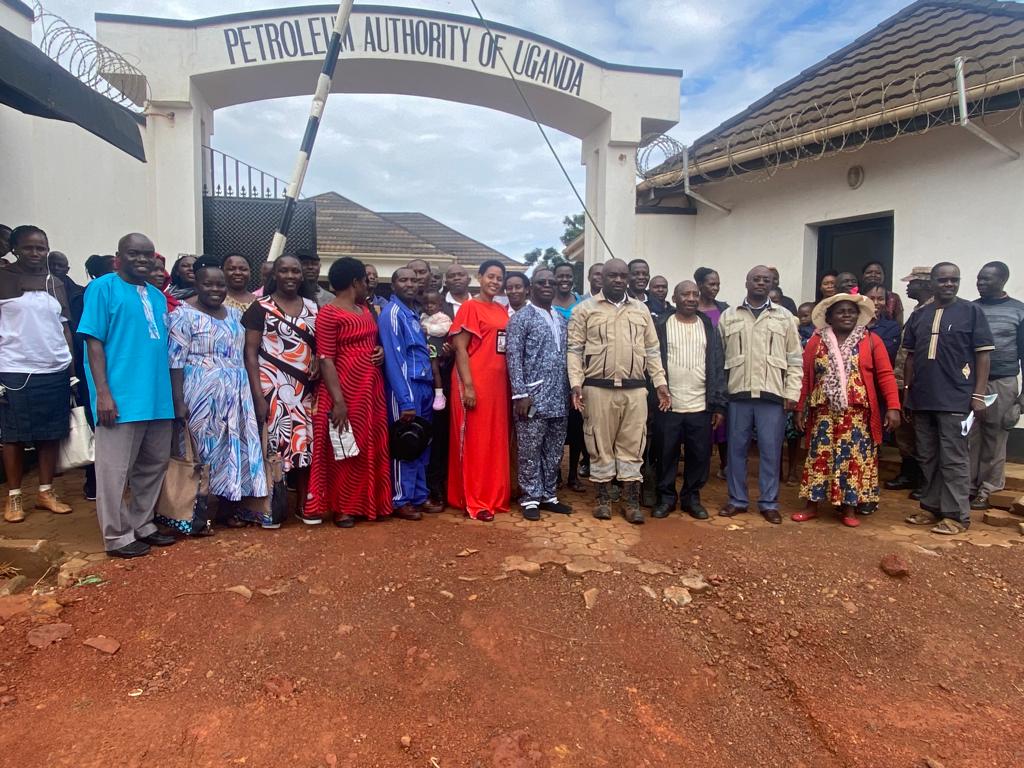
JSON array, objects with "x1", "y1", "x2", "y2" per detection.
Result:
[{"x1": 816, "y1": 215, "x2": 894, "y2": 290}]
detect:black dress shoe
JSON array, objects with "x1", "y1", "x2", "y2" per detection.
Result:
[
  {"x1": 760, "y1": 509, "x2": 782, "y2": 525},
  {"x1": 651, "y1": 503, "x2": 672, "y2": 519},
  {"x1": 108, "y1": 541, "x2": 150, "y2": 558},
  {"x1": 138, "y1": 532, "x2": 176, "y2": 547},
  {"x1": 539, "y1": 500, "x2": 573, "y2": 515},
  {"x1": 685, "y1": 503, "x2": 709, "y2": 520},
  {"x1": 578, "y1": 461, "x2": 590, "y2": 478},
  {"x1": 335, "y1": 514, "x2": 355, "y2": 528},
  {"x1": 884, "y1": 475, "x2": 914, "y2": 491},
  {"x1": 522, "y1": 505, "x2": 541, "y2": 521},
  {"x1": 719, "y1": 504, "x2": 747, "y2": 517},
  {"x1": 909, "y1": 489, "x2": 923, "y2": 501}
]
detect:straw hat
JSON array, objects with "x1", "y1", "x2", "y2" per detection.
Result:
[{"x1": 811, "y1": 293, "x2": 875, "y2": 329}]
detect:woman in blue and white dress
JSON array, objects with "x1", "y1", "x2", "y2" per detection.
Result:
[{"x1": 168, "y1": 257, "x2": 266, "y2": 526}]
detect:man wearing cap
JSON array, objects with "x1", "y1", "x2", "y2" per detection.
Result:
[
  {"x1": 378, "y1": 267, "x2": 442, "y2": 520},
  {"x1": 969, "y1": 261, "x2": 1024, "y2": 511},
  {"x1": 296, "y1": 251, "x2": 334, "y2": 307},
  {"x1": 718, "y1": 265, "x2": 803, "y2": 525},
  {"x1": 568, "y1": 259, "x2": 670, "y2": 524},
  {"x1": 506, "y1": 268, "x2": 573, "y2": 521},
  {"x1": 902, "y1": 262, "x2": 994, "y2": 535},
  {"x1": 886, "y1": 266, "x2": 935, "y2": 494}
]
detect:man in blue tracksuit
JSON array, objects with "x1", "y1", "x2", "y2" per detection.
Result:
[{"x1": 379, "y1": 267, "x2": 442, "y2": 518}]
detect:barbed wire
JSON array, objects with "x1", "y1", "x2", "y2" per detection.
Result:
[
  {"x1": 32, "y1": 1, "x2": 149, "y2": 110},
  {"x1": 641, "y1": 54, "x2": 1024, "y2": 190}
]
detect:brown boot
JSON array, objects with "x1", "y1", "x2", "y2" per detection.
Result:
[
  {"x1": 393, "y1": 504, "x2": 423, "y2": 521},
  {"x1": 36, "y1": 490, "x2": 72, "y2": 515},
  {"x1": 592, "y1": 483, "x2": 612, "y2": 520},
  {"x1": 623, "y1": 482, "x2": 644, "y2": 525},
  {"x1": 4, "y1": 494, "x2": 25, "y2": 523}
]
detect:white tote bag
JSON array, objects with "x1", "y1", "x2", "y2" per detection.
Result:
[{"x1": 58, "y1": 405, "x2": 95, "y2": 472}]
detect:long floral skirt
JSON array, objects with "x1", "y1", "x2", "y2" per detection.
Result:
[{"x1": 799, "y1": 404, "x2": 879, "y2": 507}]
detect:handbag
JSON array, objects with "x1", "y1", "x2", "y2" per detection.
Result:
[
  {"x1": 261, "y1": 429, "x2": 288, "y2": 529},
  {"x1": 57, "y1": 403, "x2": 94, "y2": 473},
  {"x1": 155, "y1": 423, "x2": 211, "y2": 536}
]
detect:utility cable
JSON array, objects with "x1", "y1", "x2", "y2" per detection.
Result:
[{"x1": 467, "y1": 0, "x2": 618, "y2": 261}]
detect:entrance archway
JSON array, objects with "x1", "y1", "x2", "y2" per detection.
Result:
[{"x1": 95, "y1": 5, "x2": 681, "y2": 265}]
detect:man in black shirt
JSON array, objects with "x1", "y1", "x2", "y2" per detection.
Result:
[{"x1": 903, "y1": 262, "x2": 994, "y2": 534}]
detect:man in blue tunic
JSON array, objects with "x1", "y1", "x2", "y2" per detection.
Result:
[
  {"x1": 506, "y1": 268, "x2": 573, "y2": 521},
  {"x1": 379, "y1": 267, "x2": 442, "y2": 520}
]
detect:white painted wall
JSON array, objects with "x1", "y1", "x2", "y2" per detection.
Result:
[
  {"x1": 0, "y1": 107, "x2": 153, "y2": 283},
  {"x1": 640, "y1": 122, "x2": 1024, "y2": 306},
  {"x1": 0, "y1": 10, "x2": 154, "y2": 282}
]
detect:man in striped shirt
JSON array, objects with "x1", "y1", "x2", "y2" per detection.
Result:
[{"x1": 652, "y1": 281, "x2": 727, "y2": 519}]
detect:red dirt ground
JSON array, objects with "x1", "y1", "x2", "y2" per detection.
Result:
[{"x1": 1, "y1": 472, "x2": 1023, "y2": 768}]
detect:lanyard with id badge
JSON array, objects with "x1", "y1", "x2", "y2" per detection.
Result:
[{"x1": 496, "y1": 330, "x2": 507, "y2": 354}]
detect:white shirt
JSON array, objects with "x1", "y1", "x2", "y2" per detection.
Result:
[
  {"x1": 665, "y1": 316, "x2": 706, "y2": 413},
  {"x1": 0, "y1": 290, "x2": 71, "y2": 373},
  {"x1": 445, "y1": 291, "x2": 468, "y2": 314}
]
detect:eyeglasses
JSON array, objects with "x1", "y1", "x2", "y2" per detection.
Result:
[{"x1": 534, "y1": 279, "x2": 555, "y2": 286}]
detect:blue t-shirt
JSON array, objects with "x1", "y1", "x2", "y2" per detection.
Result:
[{"x1": 78, "y1": 273, "x2": 173, "y2": 424}]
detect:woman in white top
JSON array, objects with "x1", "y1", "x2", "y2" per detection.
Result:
[{"x1": 0, "y1": 226, "x2": 75, "y2": 523}]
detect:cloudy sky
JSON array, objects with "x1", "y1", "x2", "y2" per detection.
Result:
[{"x1": 52, "y1": 0, "x2": 920, "y2": 258}]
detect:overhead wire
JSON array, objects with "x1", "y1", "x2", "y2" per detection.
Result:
[{"x1": 466, "y1": 0, "x2": 618, "y2": 261}]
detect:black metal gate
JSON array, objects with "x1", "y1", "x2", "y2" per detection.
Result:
[{"x1": 201, "y1": 147, "x2": 316, "y2": 289}]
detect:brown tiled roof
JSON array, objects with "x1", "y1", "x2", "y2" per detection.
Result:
[
  {"x1": 311, "y1": 192, "x2": 444, "y2": 259},
  {"x1": 378, "y1": 212, "x2": 517, "y2": 267},
  {"x1": 686, "y1": 0, "x2": 1024, "y2": 172}
]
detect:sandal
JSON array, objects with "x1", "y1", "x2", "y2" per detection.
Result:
[
  {"x1": 930, "y1": 519, "x2": 967, "y2": 535},
  {"x1": 905, "y1": 512, "x2": 935, "y2": 526}
]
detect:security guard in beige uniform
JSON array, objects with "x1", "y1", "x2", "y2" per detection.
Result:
[{"x1": 568, "y1": 259, "x2": 670, "y2": 524}]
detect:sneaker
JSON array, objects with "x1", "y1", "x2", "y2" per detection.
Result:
[
  {"x1": 4, "y1": 495, "x2": 25, "y2": 523},
  {"x1": 36, "y1": 490, "x2": 72, "y2": 515},
  {"x1": 83, "y1": 484, "x2": 97, "y2": 502}
]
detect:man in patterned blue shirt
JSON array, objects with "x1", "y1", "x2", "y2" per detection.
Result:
[{"x1": 506, "y1": 268, "x2": 573, "y2": 521}]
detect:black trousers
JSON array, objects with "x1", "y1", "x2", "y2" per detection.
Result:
[
  {"x1": 566, "y1": 408, "x2": 589, "y2": 481},
  {"x1": 654, "y1": 411, "x2": 711, "y2": 510}
]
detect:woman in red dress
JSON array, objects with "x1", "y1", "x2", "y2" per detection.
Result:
[
  {"x1": 306, "y1": 258, "x2": 391, "y2": 527},
  {"x1": 448, "y1": 259, "x2": 511, "y2": 521}
]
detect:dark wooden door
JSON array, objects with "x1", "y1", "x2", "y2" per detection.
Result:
[{"x1": 817, "y1": 216, "x2": 894, "y2": 290}]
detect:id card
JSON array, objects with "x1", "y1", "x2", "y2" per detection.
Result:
[{"x1": 496, "y1": 330, "x2": 507, "y2": 354}]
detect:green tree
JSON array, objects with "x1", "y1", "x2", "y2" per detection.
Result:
[
  {"x1": 523, "y1": 246, "x2": 564, "y2": 271},
  {"x1": 560, "y1": 213, "x2": 585, "y2": 247}
]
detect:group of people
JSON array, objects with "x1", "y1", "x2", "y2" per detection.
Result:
[{"x1": 1, "y1": 221, "x2": 1019, "y2": 555}]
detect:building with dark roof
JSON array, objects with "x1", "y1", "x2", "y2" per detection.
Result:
[
  {"x1": 311, "y1": 192, "x2": 516, "y2": 279},
  {"x1": 625, "y1": 0, "x2": 1023, "y2": 314}
]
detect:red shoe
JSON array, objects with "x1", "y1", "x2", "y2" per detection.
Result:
[
  {"x1": 475, "y1": 510, "x2": 495, "y2": 522},
  {"x1": 840, "y1": 515, "x2": 861, "y2": 528},
  {"x1": 791, "y1": 510, "x2": 818, "y2": 522}
]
